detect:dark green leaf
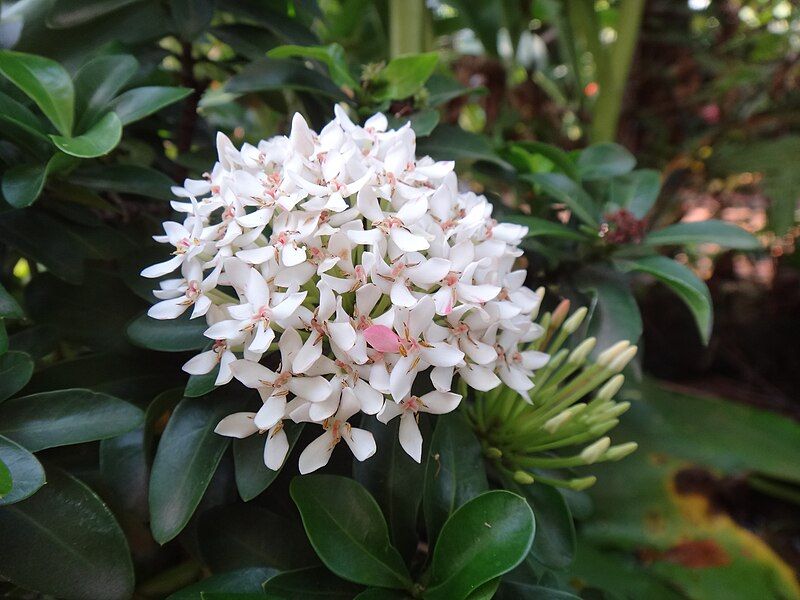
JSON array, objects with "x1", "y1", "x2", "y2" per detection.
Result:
[
  {"x1": 576, "y1": 267, "x2": 643, "y2": 357},
  {"x1": 496, "y1": 582, "x2": 580, "y2": 599},
  {"x1": 128, "y1": 311, "x2": 208, "y2": 351},
  {"x1": 417, "y1": 125, "x2": 510, "y2": 169},
  {"x1": 170, "y1": 0, "x2": 215, "y2": 41},
  {"x1": 0, "y1": 211, "x2": 85, "y2": 283},
  {"x1": 199, "y1": 504, "x2": 317, "y2": 572},
  {"x1": 186, "y1": 367, "x2": 218, "y2": 397},
  {"x1": 608, "y1": 169, "x2": 660, "y2": 218},
  {"x1": 577, "y1": 143, "x2": 636, "y2": 181},
  {"x1": 0, "y1": 283, "x2": 23, "y2": 319},
  {"x1": 211, "y1": 24, "x2": 280, "y2": 61},
  {"x1": 69, "y1": 164, "x2": 175, "y2": 200},
  {"x1": 353, "y1": 415, "x2": 424, "y2": 560},
  {"x1": 424, "y1": 491, "x2": 535, "y2": 600},
  {"x1": 503, "y1": 215, "x2": 587, "y2": 242},
  {"x1": 521, "y1": 173, "x2": 599, "y2": 227},
  {"x1": 74, "y1": 54, "x2": 138, "y2": 130},
  {"x1": 386, "y1": 109, "x2": 440, "y2": 137},
  {"x1": 371, "y1": 52, "x2": 438, "y2": 101},
  {"x1": 262, "y1": 567, "x2": 363, "y2": 599},
  {"x1": 51, "y1": 111, "x2": 122, "y2": 158},
  {"x1": 226, "y1": 58, "x2": 345, "y2": 101},
  {"x1": 2, "y1": 164, "x2": 46, "y2": 208},
  {"x1": 0, "y1": 389, "x2": 144, "y2": 451},
  {"x1": 0, "y1": 50, "x2": 74, "y2": 136},
  {"x1": 167, "y1": 567, "x2": 276, "y2": 600},
  {"x1": 510, "y1": 141, "x2": 580, "y2": 180},
  {"x1": 0, "y1": 458, "x2": 10, "y2": 497},
  {"x1": 0, "y1": 320, "x2": 6, "y2": 355},
  {"x1": 505, "y1": 480, "x2": 575, "y2": 570},
  {"x1": 466, "y1": 578, "x2": 500, "y2": 600},
  {"x1": 234, "y1": 422, "x2": 303, "y2": 501},
  {"x1": 149, "y1": 393, "x2": 248, "y2": 543},
  {"x1": 291, "y1": 474, "x2": 412, "y2": 589},
  {"x1": 426, "y1": 73, "x2": 479, "y2": 107},
  {"x1": 643, "y1": 219, "x2": 760, "y2": 250},
  {"x1": 355, "y1": 588, "x2": 410, "y2": 599},
  {"x1": 0, "y1": 435, "x2": 43, "y2": 506},
  {"x1": 109, "y1": 86, "x2": 192, "y2": 125},
  {"x1": 2, "y1": 152, "x2": 79, "y2": 208},
  {"x1": 0, "y1": 466, "x2": 134, "y2": 600},
  {"x1": 423, "y1": 412, "x2": 488, "y2": 545},
  {"x1": 617, "y1": 255, "x2": 713, "y2": 344},
  {"x1": 268, "y1": 43, "x2": 358, "y2": 90},
  {"x1": 0, "y1": 351, "x2": 33, "y2": 403},
  {"x1": 0, "y1": 90, "x2": 51, "y2": 154},
  {"x1": 47, "y1": 0, "x2": 144, "y2": 28}
]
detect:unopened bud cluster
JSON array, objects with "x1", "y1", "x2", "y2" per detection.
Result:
[{"x1": 465, "y1": 300, "x2": 638, "y2": 491}]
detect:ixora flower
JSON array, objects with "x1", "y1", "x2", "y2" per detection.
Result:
[{"x1": 142, "y1": 107, "x2": 549, "y2": 474}]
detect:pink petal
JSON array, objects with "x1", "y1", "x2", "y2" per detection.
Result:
[{"x1": 363, "y1": 324, "x2": 401, "y2": 354}]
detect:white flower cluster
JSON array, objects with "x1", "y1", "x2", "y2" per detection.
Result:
[{"x1": 142, "y1": 107, "x2": 549, "y2": 473}]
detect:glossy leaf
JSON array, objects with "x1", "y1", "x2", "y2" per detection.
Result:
[
  {"x1": 510, "y1": 141, "x2": 579, "y2": 180},
  {"x1": 643, "y1": 219, "x2": 760, "y2": 250},
  {"x1": 268, "y1": 43, "x2": 358, "y2": 90},
  {"x1": 609, "y1": 169, "x2": 661, "y2": 218},
  {"x1": 291, "y1": 474, "x2": 412, "y2": 589},
  {"x1": 0, "y1": 389, "x2": 143, "y2": 451},
  {"x1": 386, "y1": 109, "x2": 440, "y2": 137},
  {"x1": 372, "y1": 52, "x2": 438, "y2": 101},
  {"x1": 109, "y1": 86, "x2": 192, "y2": 125},
  {"x1": 0, "y1": 210, "x2": 85, "y2": 283},
  {"x1": 0, "y1": 435, "x2": 43, "y2": 506},
  {"x1": 233, "y1": 422, "x2": 303, "y2": 501},
  {"x1": 417, "y1": 125, "x2": 510, "y2": 169},
  {"x1": 576, "y1": 268, "x2": 643, "y2": 357},
  {"x1": 577, "y1": 143, "x2": 636, "y2": 180},
  {"x1": 0, "y1": 89, "x2": 51, "y2": 153},
  {"x1": 424, "y1": 491, "x2": 535, "y2": 600},
  {"x1": 226, "y1": 58, "x2": 345, "y2": 100},
  {"x1": 503, "y1": 215, "x2": 587, "y2": 242},
  {"x1": 521, "y1": 172, "x2": 599, "y2": 227},
  {"x1": 262, "y1": 567, "x2": 363, "y2": 599},
  {"x1": 2, "y1": 152, "x2": 79, "y2": 208},
  {"x1": 167, "y1": 567, "x2": 276, "y2": 600},
  {"x1": 0, "y1": 282, "x2": 23, "y2": 319},
  {"x1": 0, "y1": 350, "x2": 34, "y2": 403},
  {"x1": 47, "y1": 0, "x2": 144, "y2": 28},
  {"x1": 506, "y1": 480, "x2": 575, "y2": 570},
  {"x1": 69, "y1": 164, "x2": 175, "y2": 200},
  {"x1": 496, "y1": 582, "x2": 580, "y2": 599},
  {"x1": 51, "y1": 111, "x2": 122, "y2": 158},
  {"x1": 0, "y1": 466, "x2": 134, "y2": 600},
  {"x1": 149, "y1": 393, "x2": 248, "y2": 543},
  {"x1": 423, "y1": 412, "x2": 488, "y2": 544},
  {"x1": 353, "y1": 415, "x2": 424, "y2": 560},
  {"x1": 185, "y1": 368, "x2": 218, "y2": 397},
  {"x1": 0, "y1": 458, "x2": 9, "y2": 497},
  {"x1": 128, "y1": 311, "x2": 208, "y2": 351},
  {"x1": 0, "y1": 50, "x2": 74, "y2": 135},
  {"x1": 617, "y1": 255, "x2": 713, "y2": 344},
  {"x1": 198, "y1": 504, "x2": 317, "y2": 572},
  {"x1": 355, "y1": 588, "x2": 410, "y2": 599},
  {"x1": 170, "y1": 0, "x2": 215, "y2": 41},
  {"x1": 74, "y1": 54, "x2": 138, "y2": 129}
]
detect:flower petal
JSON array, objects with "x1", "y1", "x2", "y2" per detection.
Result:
[{"x1": 215, "y1": 412, "x2": 258, "y2": 438}]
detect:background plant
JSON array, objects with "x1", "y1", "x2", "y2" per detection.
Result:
[{"x1": 0, "y1": 1, "x2": 798, "y2": 599}]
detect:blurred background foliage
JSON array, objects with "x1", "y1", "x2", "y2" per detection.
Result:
[{"x1": 0, "y1": 0, "x2": 798, "y2": 599}]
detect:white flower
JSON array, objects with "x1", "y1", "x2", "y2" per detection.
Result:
[{"x1": 142, "y1": 107, "x2": 552, "y2": 475}]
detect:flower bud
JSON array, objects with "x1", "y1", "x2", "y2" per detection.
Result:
[
  {"x1": 568, "y1": 476, "x2": 597, "y2": 491},
  {"x1": 608, "y1": 346, "x2": 638, "y2": 372},
  {"x1": 596, "y1": 374, "x2": 625, "y2": 401},
  {"x1": 567, "y1": 337, "x2": 596, "y2": 365},
  {"x1": 550, "y1": 299, "x2": 570, "y2": 328},
  {"x1": 604, "y1": 442, "x2": 638, "y2": 461},
  {"x1": 485, "y1": 447, "x2": 503, "y2": 459},
  {"x1": 580, "y1": 436, "x2": 611, "y2": 464},
  {"x1": 596, "y1": 341, "x2": 630, "y2": 367},
  {"x1": 562, "y1": 307, "x2": 588, "y2": 334},
  {"x1": 513, "y1": 470, "x2": 535, "y2": 485},
  {"x1": 543, "y1": 403, "x2": 586, "y2": 433}
]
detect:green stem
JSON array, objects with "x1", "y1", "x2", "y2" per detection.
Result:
[{"x1": 389, "y1": 0, "x2": 432, "y2": 58}]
